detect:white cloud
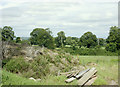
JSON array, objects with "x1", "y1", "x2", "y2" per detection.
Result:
[{"x1": 0, "y1": 0, "x2": 118, "y2": 38}]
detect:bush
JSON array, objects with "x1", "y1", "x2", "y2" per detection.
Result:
[
  {"x1": 4, "y1": 58, "x2": 29, "y2": 73},
  {"x1": 3, "y1": 50, "x2": 75, "y2": 79},
  {"x1": 3, "y1": 56, "x2": 50, "y2": 79},
  {"x1": 21, "y1": 40, "x2": 31, "y2": 46},
  {"x1": 59, "y1": 47, "x2": 118, "y2": 56},
  {"x1": 31, "y1": 55, "x2": 50, "y2": 78},
  {"x1": 2, "y1": 58, "x2": 11, "y2": 68}
]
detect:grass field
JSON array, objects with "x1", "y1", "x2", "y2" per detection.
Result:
[
  {"x1": 2, "y1": 70, "x2": 77, "y2": 85},
  {"x1": 2, "y1": 56, "x2": 118, "y2": 85},
  {"x1": 78, "y1": 56, "x2": 118, "y2": 85}
]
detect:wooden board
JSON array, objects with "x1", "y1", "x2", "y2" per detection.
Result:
[
  {"x1": 73, "y1": 70, "x2": 80, "y2": 77},
  {"x1": 65, "y1": 68, "x2": 90, "y2": 83},
  {"x1": 77, "y1": 67, "x2": 97, "y2": 85},
  {"x1": 66, "y1": 73, "x2": 73, "y2": 78},
  {"x1": 84, "y1": 76, "x2": 97, "y2": 85},
  {"x1": 75, "y1": 68, "x2": 90, "y2": 79},
  {"x1": 67, "y1": 71, "x2": 77, "y2": 78},
  {"x1": 65, "y1": 77, "x2": 76, "y2": 83},
  {"x1": 90, "y1": 74, "x2": 97, "y2": 78}
]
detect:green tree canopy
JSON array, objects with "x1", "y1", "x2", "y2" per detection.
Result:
[
  {"x1": 65, "y1": 36, "x2": 72, "y2": 45},
  {"x1": 106, "y1": 26, "x2": 120, "y2": 51},
  {"x1": 106, "y1": 26, "x2": 119, "y2": 43},
  {"x1": 16, "y1": 37, "x2": 21, "y2": 43},
  {"x1": 72, "y1": 37, "x2": 79, "y2": 42},
  {"x1": 65, "y1": 36, "x2": 79, "y2": 49},
  {"x1": 79, "y1": 32, "x2": 97, "y2": 48},
  {"x1": 1, "y1": 26, "x2": 15, "y2": 41},
  {"x1": 30, "y1": 28, "x2": 54, "y2": 49},
  {"x1": 98, "y1": 38, "x2": 106, "y2": 46},
  {"x1": 106, "y1": 43, "x2": 117, "y2": 52},
  {"x1": 55, "y1": 31, "x2": 66, "y2": 47}
]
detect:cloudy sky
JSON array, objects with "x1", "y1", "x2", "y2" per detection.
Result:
[{"x1": 0, "y1": 0, "x2": 119, "y2": 38}]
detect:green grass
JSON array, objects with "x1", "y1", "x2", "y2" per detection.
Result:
[
  {"x1": 2, "y1": 56, "x2": 118, "y2": 85},
  {"x1": 78, "y1": 56, "x2": 118, "y2": 85},
  {"x1": 2, "y1": 70, "x2": 77, "y2": 85},
  {"x1": 40, "y1": 75, "x2": 77, "y2": 85},
  {"x1": 2, "y1": 70, "x2": 42, "y2": 85}
]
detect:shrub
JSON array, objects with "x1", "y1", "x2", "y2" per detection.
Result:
[
  {"x1": 3, "y1": 52, "x2": 74, "y2": 79},
  {"x1": 3, "y1": 56, "x2": 50, "y2": 79},
  {"x1": 2, "y1": 58, "x2": 11, "y2": 68},
  {"x1": 4, "y1": 58, "x2": 29, "y2": 73},
  {"x1": 59, "y1": 47, "x2": 118, "y2": 56}
]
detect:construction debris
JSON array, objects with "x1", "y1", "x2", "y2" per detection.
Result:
[
  {"x1": 29, "y1": 77, "x2": 41, "y2": 82},
  {"x1": 84, "y1": 75, "x2": 97, "y2": 85},
  {"x1": 65, "y1": 68, "x2": 90, "y2": 83},
  {"x1": 78, "y1": 67, "x2": 97, "y2": 85},
  {"x1": 75, "y1": 68, "x2": 90, "y2": 79},
  {"x1": 64, "y1": 67, "x2": 97, "y2": 86}
]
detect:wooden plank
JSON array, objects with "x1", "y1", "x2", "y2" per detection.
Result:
[
  {"x1": 65, "y1": 68, "x2": 90, "y2": 83},
  {"x1": 67, "y1": 70, "x2": 80, "y2": 78},
  {"x1": 77, "y1": 67, "x2": 97, "y2": 85},
  {"x1": 66, "y1": 73, "x2": 73, "y2": 78},
  {"x1": 75, "y1": 68, "x2": 90, "y2": 79},
  {"x1": 73, "y1": 70, "x2": 80, "y2": 77},
  {"x1": 90, "y1": 74, "x2": 97, "y2": 78},
  {"x1": 84, "y1": 76, "x2": 97, "y2": 85},
  {"x1": 65, "y1": 77, "x2": 76, "y2": 83},
  {"x1": 68, "y1": 71, "x2": 79, "y2": 78}
]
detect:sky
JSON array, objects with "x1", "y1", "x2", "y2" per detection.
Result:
[{"x1": 0, "y1": 0, "x2": 119, "y2": 38}]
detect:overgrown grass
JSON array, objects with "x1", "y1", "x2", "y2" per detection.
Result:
[
  {"x1": 2, "y1": 70, "x2": 77, "y2": 85},
  {"x1": 40, "y1": 75, "x2": 77, "y2": 85},
  {"x1": 2, "y1": 70, "x2": 42, "y2": 85},
  {"x1": 2, "y1": 56, "x2": 118, "y2": 85},
  {"x1": 3, "y1": 51, "x2": 76, "y2": 79},
  {"x1": 78, "y1": 56, "x2": 118, "y2": 85}
]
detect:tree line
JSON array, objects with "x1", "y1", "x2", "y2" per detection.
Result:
[{"x1": 0, "y1": 26, "x2": 120, "y2": 52}]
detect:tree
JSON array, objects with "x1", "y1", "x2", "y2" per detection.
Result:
[
  {"x1": 55, "y1": 31, "x2": 66, "y2": 47},
  {"x1": 0, "y1": 26, "x2": 15, "y2": 59},
  {"x1": 16, "y1": 37, "x2": 21, "y2": 43},
  {"x1": 106, "y1": 43, "x2": 117, "y2": 52},
  {"x1": 72, "y1": 37, "x2": 79, "y2": 42},
  {"x1": 106, "y1": 26, "x2": 120, "y2": 51},
  {"x1": 30, "y1": 28, "x2": 54, "y2": 49},
  {"x1": 79, "y1": 32, "x2": 97, "y2": 48},
  {"x1": 65, "y1": 36, "x2": 72, "y2": 45},
  {"x1": 1, "y1": 26, "x2": 15, "y2": 41},
  {"x1": 65, "y1": 36, "x2": 79, "y2": 49},
  {"x1": 98, "y1": 38, "x2": 106, "y2": 46},
  {"x1": 106, "y1": 26, "x2": 118, "y2": 43},
  {"x1": 71, "y1": 39, "x2": 78, "y2": 50}
]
